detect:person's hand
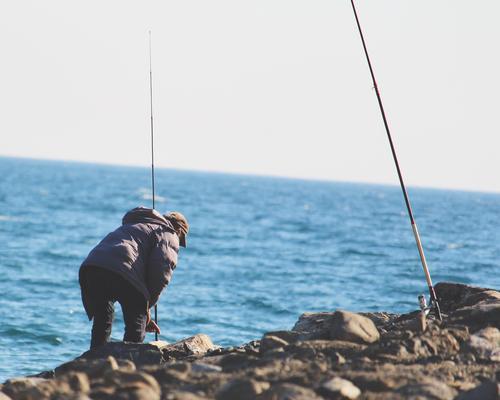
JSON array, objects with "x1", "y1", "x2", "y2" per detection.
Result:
[{"x1": 146, "y1": 319, "x2": 161, "y2": 334}]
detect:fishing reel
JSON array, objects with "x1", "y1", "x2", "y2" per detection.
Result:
[{"x1": 418, "y1": 294, "x2": 443, "y2": 321}]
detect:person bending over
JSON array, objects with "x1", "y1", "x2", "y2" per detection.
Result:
[{"x1": 79, "y1": 206, "x2": 189, "y2": 349}]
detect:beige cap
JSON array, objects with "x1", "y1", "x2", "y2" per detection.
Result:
[{"x1": 164, "y1": 211, "x2": 189, "y2": 247}]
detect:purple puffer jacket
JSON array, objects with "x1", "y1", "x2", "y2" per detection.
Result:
[{"x1": 79, "y1": 207, "x2": 179, "y2": 317}]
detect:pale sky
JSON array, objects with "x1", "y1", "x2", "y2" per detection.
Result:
[{"x1": 1, "y1": 1, "x2": 499, "y2": 192}]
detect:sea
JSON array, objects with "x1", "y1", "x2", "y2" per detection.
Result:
[{"x1": 0, "y1": 156, "x2": 499, "y2": 381}]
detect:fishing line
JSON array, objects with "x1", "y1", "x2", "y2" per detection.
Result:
[
  {"x1": 148, "y1": 30, "x2": 159, "y2": 339},
  {"x1": 349, "y1": 0, "x2": 442, "y2": 320}
]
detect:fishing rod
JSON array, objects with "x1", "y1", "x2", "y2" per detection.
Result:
[
  {"x1": 148, "y1": 30, "x2": 159, "y2": 339},
  {"x1": 349, "y1": 0, "x2": 442, "y2": 320}
]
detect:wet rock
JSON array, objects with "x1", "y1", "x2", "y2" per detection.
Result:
[
  {"x1": 464, "y1": 327, "x2": 500, "y2": 362},
  {"x1": 260, "y1": 336, "x2": 289, "y2": 353},
  {"x1": 319, "y1": 377, "x2": 361, "y2": 399},
  {"x1": 397, "y1": 378, "x2": 457, "y2": 400},
  {"x1": 257, "y1": 383, "x2": 322, "y2": 400},
  {"x1": 292, "y1": 311, "x2": 380, "y2": 344},
  {"x1": 163, "y1": 334, "x2": 217, "y2": 360},
  {"x1": 216, "y1": 378, "x2": 270, "y2": 400}
]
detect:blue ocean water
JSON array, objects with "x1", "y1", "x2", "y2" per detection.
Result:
[{"x1": 0, "y1": 156, "x2": 499, "y2": 380}]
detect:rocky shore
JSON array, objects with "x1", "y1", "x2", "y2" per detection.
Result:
[{"x1": 1, "y1": 282, "x2": 499, "y2": 399}]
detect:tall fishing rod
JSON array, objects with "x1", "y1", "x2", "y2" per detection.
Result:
[
  {"x1": 350, "y1": 0, "x2": 442, "y2": 320},
  {"x1": 148, "y1": 30, "x2": 159, "y2": 339}
]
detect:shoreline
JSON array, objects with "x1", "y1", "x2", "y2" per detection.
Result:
[{"x1": 1, "y1": 281, "x2": 499, "y2": 399}]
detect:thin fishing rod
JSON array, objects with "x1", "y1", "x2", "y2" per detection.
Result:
[
  {"x1": 350, "y1": 0, "x2": 442, "y2": 320},
  {"x1": 148, "y1": 30, "x2": 159, "y2": 339}
]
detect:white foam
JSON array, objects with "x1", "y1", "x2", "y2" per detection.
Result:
[
  {"x1": 137, "y1": 188, "x2": 166, "y2": 203},
  {"x1": 0, "y1": 215, "x2": 19, "y2": 222}
]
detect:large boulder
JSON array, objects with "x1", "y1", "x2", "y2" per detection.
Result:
[
  {"x1": 435, "y1": 282, "x2": 500, "y2": 330},
  {"x1": 292, "y1": 311, "x2": 380, "y2": 344}
]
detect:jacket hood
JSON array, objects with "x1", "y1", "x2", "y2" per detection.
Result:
[{"x1": 122, "y1": 207, "x2": 175, "y2": 231}]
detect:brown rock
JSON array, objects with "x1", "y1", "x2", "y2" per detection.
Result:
[
  {"x1": 165, "y1": 391, "x2": 207, "y2": 400},
  {"x1": 62, "y1": 372, "x2": 91, "y2": 393},
  {"x1": 163, "y1": 334, "x2": 217, "y2": 360},
  {"x1": 260, "y1": 336, "x2": 289, "y2": 354},
  {"x1": 397, "y1": 378, "x2": 457, "y2": 400},
  {"x1": 292, "y1": 311, "x2": 380, "y2": 344},
  {"x1": 435, "y1": 282, "x2": 500, "y2": 311},
  {"x1": 263, "y1": 331, "x2": 301, "y2": 344},
  {"x1": 464, "y1": 327, "x2": 500, "y2": 362},
  {"x1": 1, "y1": 378, "x2": 47, "y2": 398},
  {"x1": 55, "y1": 355, "x2": 119, "y2": 378},
  {"x1": 257, "y1": 383, "x2": 322, "y2": 400},
  {"x1": 2, "y1": 378, "x2": 74, "y2": 400},
  {"x1": 319, "y1": 377, "x2": 361, "y2": 399},
  {"x1": 103, "y1": 369, "x2": 160, "y2": 393},
  {"x1": 216, "y1": 379, "x2": 270, "y2": 400},
  {"x1": 329, "y1": 311, "x2": 380, "y2": 344},
  {"x1": 77, "y1": 342, "x2": 164, "y2": 367}
]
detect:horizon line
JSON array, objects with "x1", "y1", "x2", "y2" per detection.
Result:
[{"x1": 1, "y1": 153, "x2": 498, "y2": 196}]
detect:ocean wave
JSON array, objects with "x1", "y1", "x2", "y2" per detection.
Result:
[
  {"x1": 137, "y1": 188, "x2": 166, "y2": 203},
  {"x1": 0, "y1": 215, "x2": 21, "y2": 222}
]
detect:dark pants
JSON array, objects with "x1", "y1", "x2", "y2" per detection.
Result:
[{"x1": 80, "y1": 266, "x2": 147, "y2": 349}]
